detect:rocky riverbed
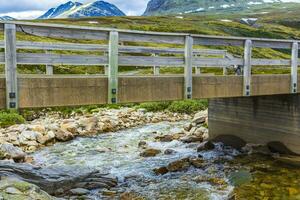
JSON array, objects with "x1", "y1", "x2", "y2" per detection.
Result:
[
  {"x1": 0, "y1": 108, "x2": 191, "y2": 162},
  {"x1": 1, "y1": 108, "x2": 300, "y2": 200}
]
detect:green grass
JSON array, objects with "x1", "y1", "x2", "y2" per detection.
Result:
[
  {"x1": 0, "y1": 110, "x2": 25, "y2": 128},
  {"x1": 137, "y1": 99, "x2": 208, "y2": 114}
]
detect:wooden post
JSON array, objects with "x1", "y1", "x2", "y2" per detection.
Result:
[
  {"x1": 108, "y1": 31, "x2": 119, "y2": 104},
  {"x1": 4, "y1": 24, "x2": 18, "y2": 109},
  {"x1": 104, "y1": 52, "x2": 108, "y2": 75},
  {"x1": 195, "y1": 67, "x2": 201, "y2": 75},
  {"x1": 243, "y1": 39, "x2": 252, "y2": 96},
  {"x1": 152, "y1": 53, "x2": 160, "y2": 75},
  {"x1": 184, "y1": 35, "x2": 193, "y2": 99},
  {"x1": 291, "y1": 42, "x2": 298, "y2": 93},
  {"x1": 222, "y1": 55, "x2": 228, "y2": 75},
  {"x1": 45, "y1": 50, "x2": 53, "y2": 75}
]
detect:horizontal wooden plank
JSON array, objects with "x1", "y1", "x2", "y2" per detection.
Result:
[
  {"x1": 119, "y1": 32, "x2": 185, "y2": 44},
  {"x1": 119, "y1": 56, "x2": 184, "y2": 66},
  {"x1": 16, "y1": 25, "x2": 109, "y2": 40},
  {"x1": 17, "y1": 53, "x2": 107, "y2": 65},
  {"x1": 16, "y1": 41, "x2": 105, "y2": 51},
  {"x1": 252, "y1": 59, "x2": 291, "y2": 66}
]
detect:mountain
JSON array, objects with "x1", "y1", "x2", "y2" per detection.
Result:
[
  {"x1": 38, "y1": 0, "x2": 125, "y2": 19},
  {"x1": 39, "y1": 1, "x2": 83, "y2": 19},
  {"x1": 143, "y1": 0, "x2": 291, "y2": 16},
  {"x1": 0, "y1": 16, "x2": 15, "y2": 21}
]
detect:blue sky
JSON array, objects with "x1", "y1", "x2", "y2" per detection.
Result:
[{"x1": 0, "y1": 0, "x2": 149, "y2": 19}]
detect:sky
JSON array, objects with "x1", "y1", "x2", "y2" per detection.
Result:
[{"x1": 0, "y1": 0, "x2": 149, "y2": 19}]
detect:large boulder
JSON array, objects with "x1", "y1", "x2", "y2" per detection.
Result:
[
  {"x1": 55, "y1": 129, "x2": 74, "y2": 142},
  {"x1": 0, "y1": 143, "x2": 26, "y2": 162},
  {"x1": 192, "y1": 110, "x2": 208, "y2": 125}
]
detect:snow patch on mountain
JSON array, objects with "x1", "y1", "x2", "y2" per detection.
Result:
[{"x1": 38, "y1": 1, "x2": 125, "y2": 19}]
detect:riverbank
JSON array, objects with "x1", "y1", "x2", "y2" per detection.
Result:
[{"x1": 0, "y1": 107, "x2": 201, "y2": 162}]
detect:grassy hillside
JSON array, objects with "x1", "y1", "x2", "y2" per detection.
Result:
[{"x1": 1, "y1": 3, "x2": 300, "y2": 75}]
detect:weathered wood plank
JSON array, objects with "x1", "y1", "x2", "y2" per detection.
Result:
[
  {"x1": 119, "y1": 56, "x2": 184, "y2": 66},
  {"x1": 108, "y1": 31, "x2": 119, "y2": 104},
  {"x1": 119, "y1": 32, "x2": 185, "y2": 44},
  {"x1": 184, "y1": 36, "x2": 193, "y2": 99},
  {"x1": 243, "y1": 39, "x2": 252, "y2": 96},
  {"x1": 5, "y1": 24, "x2": 18, "y2": 109},
  {"x1": 0, "y1": 53, "x2": 4, "y2": 64},
  {"x1": 17, "y1": 53, "x2": 107, "y2": 65},
  {"x1": 291, "y1": 42, "x2": 298, "y2": 93},
  {"x1": 17, "y1": 25, "x2": 108, "y2": 40}
]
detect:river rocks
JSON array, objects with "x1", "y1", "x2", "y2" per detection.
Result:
[
  {"x1": 0, "y1": 107, "x2": 190, "y2": 160},
  {"x1": 153, "y1": 166, "x2": 169, "y2": 175},
  {"x1": 0, "y1": 143, "x2": 26, "y2": 162},
  {"x1": 138, "y1": 141, "x2": 147, "y2": 148},
  {"x1": 155, "y1": 134, "x2": 175, "y2": 142},
  {"x1": 190, "y1": 157, "x2": 205, "y2": 168},
  {"x1": 140, "y1": 148, "x2": 161, "y2": 157},
  {"x1": 167, "y1": 158, "x2": 191, "y2": 172},
  {"x1": 70, "y1": 188, "x2": 89, "y2": 195},
  {"x1": 0, "y1": 177, "x2": 55, "y2": 200},
  {"x1": 54, "y1": 129, "x2": 74, "y2": 142},
  {"x1": 197, "y1": 141, "x2": 215, "y2": 152},
  {"x1": 164, "y1": 149, "x2": 176, "y2": 155},
  {"x1": 180, "y1": 135, "x2": 203, "y2": 143},
  {"x1": 192, "y1": 110, "x2": 208, "y2": 125}
]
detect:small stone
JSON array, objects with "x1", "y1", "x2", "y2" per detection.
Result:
[
  {"x1": 140, "y1": 148, "x2": 161, "y2": 157},
  {"x1": 189, "y1": 158, "x2": 204, "y2": 168},
  {"x1": 197, "y1": 141, "x2": 215, "y2": 152},
  {"x1": 167, "y1": 158, "x2": 191, "y2": 172},
  {"x1": 180, "y1": 136, "x2": 203, "y2": 143},
  {"x1": 138, "y1": 141, "x2": 147, "y2": 148},
  {"x1": 5, "y1": 187, "x2": 22, "y2": 194},
  {"x1": 164, "y1": 149, "x2": 176, "y2": 155},
  {"x1": 70, "y1": 188, "x2": 89, "y2": 195},
  {"x1": 153, "y1": 166, "x2": 169, "y2": 175},
  {"x1": 183, "y1": 123, "x2": 193, "y2": 131},
  {"x1": 102, "y1": 189, "x2": 117, "y2": 196},
  {"x1": 155, "y1": 135, "x2": 174, "y2": 142}
]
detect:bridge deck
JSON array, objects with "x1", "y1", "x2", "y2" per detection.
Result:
[
  {"x1": 0, "y1": 74, "x2": 298, "y2": 108},
  {"x1": 0, "y1": 21, "x2": 299, "y2": 109}
]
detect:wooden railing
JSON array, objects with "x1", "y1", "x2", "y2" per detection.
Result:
[{"x1": 0, "y1": 21, "x2": 299, "y2": 109}]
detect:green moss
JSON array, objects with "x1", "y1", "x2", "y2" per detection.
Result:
[{"x1": 0, "y1": 110, "x2": 25, "y2": 128}]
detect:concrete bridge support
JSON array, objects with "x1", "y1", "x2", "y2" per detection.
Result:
[{"x1": 208, "y1": 94, "x2": 300, "y2": 154}]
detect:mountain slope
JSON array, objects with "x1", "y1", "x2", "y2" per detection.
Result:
[
  {"x1": 38, "y1": 1, "x2": 82, "y2": 19},
  {"x1": 38, "y1": 0, "x2": 125, "y2": 19},
  {"x1": 0, "y1": 16, "x2": 15, "y2": 21},
  {"x1": 143, "y1": 0, "x2": 288, "y2": 16}
]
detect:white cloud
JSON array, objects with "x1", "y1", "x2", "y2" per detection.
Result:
[
  {"x1": 0, "y1": 0, "x2": 149, "y2": 19},
  {"x1": 0, "y1": 10, "x2": 45, "y2": 19}
]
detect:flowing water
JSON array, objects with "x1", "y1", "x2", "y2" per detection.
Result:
[{"x1": 31, "y1": 121, "x2": 300, "y2": 200}]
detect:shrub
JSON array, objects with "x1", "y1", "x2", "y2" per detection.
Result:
[
  {"x1": 168, "y1": 100, "x2": 208, "y2": 114},
  {"x1": 0, "y1": 110, "x2": 25, "y2": 128},
  {"x1": 137, "y1": 102, "x2": 171, "y2": 112}
]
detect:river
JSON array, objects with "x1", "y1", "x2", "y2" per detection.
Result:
[{"x1": 31, "y1": 121, "x2": 300, "y2": 200}]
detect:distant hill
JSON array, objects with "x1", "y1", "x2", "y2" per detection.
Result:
[
  {"x1": 0, "y1": 16, "x2": 15, "y2": 21},
  {"x1": 38, "y1": 0, "x2": 125, "y2": 19},
  {"x1": 143, "y1": 0, "x2": 297, "y2": 16}
]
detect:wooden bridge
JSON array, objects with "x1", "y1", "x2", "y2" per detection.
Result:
[
  {"x1": 1, "y1": 21, "x2": 300, "y2": 154},
  {"x1": 0, "y1": 21, "x2": 299, "y2": 109}
]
